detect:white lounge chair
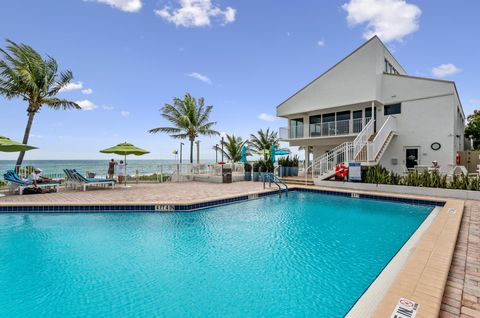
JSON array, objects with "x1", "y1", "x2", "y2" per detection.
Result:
[
  {"x1": 64, "y1": 169, "x2": 116, "y2": 191},
  {"x1": 3, "y1": 170, "x2": 60, "y2": 195}
]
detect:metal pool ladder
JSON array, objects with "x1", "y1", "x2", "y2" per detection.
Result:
[{"x1": 264, "y1": 173, "x2": 288, "y2": 196}]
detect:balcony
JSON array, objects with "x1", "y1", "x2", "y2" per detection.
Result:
[{"x1": 280, "y1": 117, "x2": 371, "y2": 140}]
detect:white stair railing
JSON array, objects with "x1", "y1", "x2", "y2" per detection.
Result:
[
  {"x1": 353, "y1": 119, "x2": 374, "y2": 160},
  {"x1": 367, "y1": 116, "x2": 397, "y2": 162},
  {"x1": 307, "y1": 119, "x2": 375, "y2": 180}
]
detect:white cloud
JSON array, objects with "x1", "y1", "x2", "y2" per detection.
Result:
[
  {"x1": 154, "y1": 0, "x2": 236, "y2": 27},
  {"x1": 102, "y1": 105, "x2": 114, "y2": 110},
  {"x1": 342, "y1": 0, "x2": 421, "y2": 42},
  {"x1": 431, "y1": 64, "x2": 461, "y2": 78},
  {"x1": 120, "y1": 111, "x2": 130, "y2": 117},
  {"x1": 188, "y1": 72, "x2": 211, "y2": 84},
  {"x1": 86, "y1": 0, "x2": 142, "y2": 12},
  {"x1": 317, "y1": 40, "x2": 326, "y2": 47},
  {"x1": 75, "y1": 100, "x2": 98, "y2": 111},
  {"x1": 81, "y1": 88, "x2": 93, "y2": 95},
  {"x1": 258, "y1": 113, "x2": 276, "y2": 122},
  {"x1": 59, "y1": 81, "x2": 83, "y2": 92}
]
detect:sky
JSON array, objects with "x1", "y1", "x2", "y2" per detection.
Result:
[{"x1": 0, "y1": 0, "x2": 479, "y2": 160}]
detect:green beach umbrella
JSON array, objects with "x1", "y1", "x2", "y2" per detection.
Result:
[
  {"x1": 0, "y1": 135, "x2": 37, "y2": 152},
  {"x1": 0, "y1": 136, "x2": 37, "y2": 197},
  {"x1": 100, "y1": 142, "x2": 150, "y2": 186}
]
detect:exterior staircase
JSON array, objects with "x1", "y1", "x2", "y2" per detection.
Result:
[{"x1": 306, "y1": 116, "x2": 398, "y2": 183}]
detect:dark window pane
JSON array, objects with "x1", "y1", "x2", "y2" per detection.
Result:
[
  {"x1": 322, "y1": 113, "x2": 335, "y2": 122},
  {"x1": 384, "y1": 103, "x2": 401, "y2": 115},
  {"x1": 336, "y1": 111, "x2": 350, "y2": 121},
  {"x1": 309, "y1": 115, "x2": 321, "y2": 124},
  {"x1": 353, "y1": 110, "x2": 362, "y2": 119}
]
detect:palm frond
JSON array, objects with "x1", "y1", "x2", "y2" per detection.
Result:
[{"x1": 43, "y1": 98, "x2": 80, "y2": 110}]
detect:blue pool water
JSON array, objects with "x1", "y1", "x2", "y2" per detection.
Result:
[{"x1": 0, "y1": 192, "x2": 432, "y2": 317}]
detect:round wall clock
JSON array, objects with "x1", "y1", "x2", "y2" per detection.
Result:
[{"x1": 431, "y1": 142, "x2": 441, "y2": 150}]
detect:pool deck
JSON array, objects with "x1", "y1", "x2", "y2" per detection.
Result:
[
  {"x1": 440, "y1": 200, "x2": 480, "y2": 318},
  {"x1": 0, "y1": 182, "x2": 479, "y2": 317},
  {"x1": 0, "y1": 182, "x2": 277, "y2": 206}
]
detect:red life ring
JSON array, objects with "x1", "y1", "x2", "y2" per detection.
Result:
[{"x1": 335, "y1": 164, "x2": 348, "y2": 178}]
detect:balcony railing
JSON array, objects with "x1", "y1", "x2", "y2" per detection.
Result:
[
  {"x1": 280, "y1": 117, "x2": 372, "y2": 140},
  {"x1": 279, "y1": 125, "x2": 304, "y2": 140}
]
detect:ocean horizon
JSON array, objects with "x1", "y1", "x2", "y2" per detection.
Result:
[{"x1": 0, "y1": 159, "x2": 216, "y2": 178}]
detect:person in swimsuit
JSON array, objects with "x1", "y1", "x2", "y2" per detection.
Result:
[{"x1": 108, "y1": 159, "x2": 116, "y2": 179}]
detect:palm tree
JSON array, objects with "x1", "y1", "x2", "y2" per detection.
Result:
[
  {"x1": 149, "y1": 93, "x2": 219, "y2": 163},
  {"x1": 213, "y1": 134, "x2": 248, "y2": 162},
  {"x1": 0, "y1": 40, "x2": 80, "y2": 167},
  {"x1": 249, "y1": 128, "x2": 280, "y2": 160}
]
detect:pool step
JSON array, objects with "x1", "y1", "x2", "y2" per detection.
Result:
[{"x1": 282, "y1": 177, "x2": 315, "y2": 186}]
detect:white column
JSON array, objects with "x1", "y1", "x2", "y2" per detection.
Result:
[
  {"x1": 349, "y1": 110, "x2": 353, "y2": 134},
  {"x1": 304, "y1": 115, "x2": 309, "y2": 138},
  {"x1": 305, "y1": 146, "x2": 310, "y2": 169}
]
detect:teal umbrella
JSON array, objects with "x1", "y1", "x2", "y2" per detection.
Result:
[
  {"x1": 240, "y1": 145, "x2": 247, "y2": 163},
  {"x1": 275, "y1": 149, "x2": 291, "y2": 156},
  {"x1": 270, "y1": 144, "x2": 276, "y2": 163}
]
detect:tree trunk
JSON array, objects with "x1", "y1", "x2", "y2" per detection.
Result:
[
  {"x1": 15, "y1": 111, "x2": 36, "y2": 169},
  {"x1": 190, "y1": 139, "x2": 194, "y2": 163}
]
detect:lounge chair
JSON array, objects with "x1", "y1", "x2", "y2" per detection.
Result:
[
  {"x1": 64, "y1": 169, "x2": 116, "y2": 191},
  {"x1": 3, "y1": 170, "x2": 61, "y2": 195}
]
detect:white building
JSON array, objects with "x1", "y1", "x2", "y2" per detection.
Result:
[{"x1": 277, "y1": 36, "x2": 465, "y2": 182}]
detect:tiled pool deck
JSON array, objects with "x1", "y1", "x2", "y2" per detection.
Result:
[
  {"x1": 0, "y1": 182, "x2": 277, "y2": 206},
  {"x1": 0, "y1": 181, "x2": 478, "y2": 317},
  {"x1": 440, "y1": 200, "x2": 480, "y2": 318}
]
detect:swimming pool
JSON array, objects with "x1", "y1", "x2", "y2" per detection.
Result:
[{"x1": 0, "y1": 191, "x2": 433, "y2": 317}]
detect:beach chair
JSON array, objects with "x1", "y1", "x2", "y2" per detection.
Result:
[
  {"x1": 3, "y1": 170, "x2": 61, "y2": 195},
  {"x1": 65, "y1": 169, "x2": 116, "y2": 191}
]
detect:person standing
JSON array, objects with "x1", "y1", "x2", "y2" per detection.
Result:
[
  {"x1": 108, "y1": 159, "x2": 116, "y2": 179},
  {"x1": 117, "y1": 160, "x2": 126, "y2": 184}
]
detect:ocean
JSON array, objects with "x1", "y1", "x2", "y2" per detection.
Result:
[{"x1": 0, "y1": 160, "x2": 215, "y2": 179}]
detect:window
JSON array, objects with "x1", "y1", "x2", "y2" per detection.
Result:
[
  {"x1": 353, "y1": 110, "x2": 363, "y2": 133},
  {"x1": 384, "y1": 59, "x2": 399, "y2": 75},
  {"x1": 336, "y1": 111, "x2": 351, "y2": 135},
  {"x1": 290, "y1": 118, "x2": 304, "y2": 138},
  {"x1": 309, "y1": 115, "x2": 322, "y2": 124},
  {"x1": 384, "y1": 103, "x2": 401, "y2": 115},
  {"x1": 322, "y1": 113, "x2": 335, "y2": 136}
]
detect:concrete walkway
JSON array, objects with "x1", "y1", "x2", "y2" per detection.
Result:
[{"x1": 440, "y1": 201, "x2": 480, "y2": 318}]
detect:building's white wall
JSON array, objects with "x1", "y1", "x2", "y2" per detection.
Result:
[
  {"x1": 277, "y1": 37, "x2": 465, "y2": 173},
  {"x1": 378, "y1": 95, "x2": 456, "y2": 174},
  {"x1": 277, "y1": 39, "x2": 379, "y2": 117},
  {"x1": 376, "y1": 74, "x2": 461, "y2": 173},
  {"x1": 380, "y1": 74, "x2": 455, "y2": 104}
]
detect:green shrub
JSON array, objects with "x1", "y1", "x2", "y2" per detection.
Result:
[
  {"x1": 244, "y1": 163, "x2": 252, "y2": 172},
  {"x1": 291, "y1": 155, "x2": 299, "y2": 167},
  {"x1": 449, "y1": 174, "x2": 470, "y2": 190},
  {"x1": 365, "y1": 165, "x2": 391, "y2": 184}
]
